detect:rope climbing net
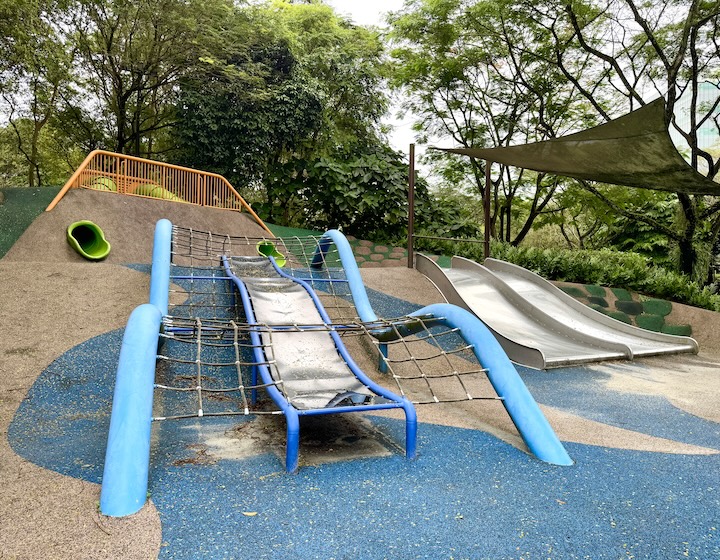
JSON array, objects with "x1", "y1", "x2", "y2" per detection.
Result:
[
  {"x1": 153, "y1": 312, "x2": 502, "y2": 422},
  {"x1": 170, "y1": 225, "x2": 359, "y2": 322},
  {"x1": 151, "y1": 225, "x2": 502, "y2": 423}
]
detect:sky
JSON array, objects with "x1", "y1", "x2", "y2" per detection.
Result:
[{"x1": 325, "y1": 0, "x2": 405, "y2": 28}]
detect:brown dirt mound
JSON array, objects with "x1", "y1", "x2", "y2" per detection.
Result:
[{"x1": 3, "y1": 188, "x2": 270, "y2": 265}]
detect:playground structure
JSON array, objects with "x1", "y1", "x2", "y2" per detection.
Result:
[
  {"x1": 417, "y1": 255, "x2": 699, "y2": 369},
  {"x1": 46, "y1": 149, "x2": 272, "y2": 234},
  {"x1": 66, "y1": 220, "x2": 111, "y2": 261},
  {"x1": 100, "y1": 217, "x2": 572, "y2": 517}
]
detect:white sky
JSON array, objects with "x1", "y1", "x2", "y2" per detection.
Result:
[{"x1": 324, "y1": 0, "x2": 405, "y2": 28}]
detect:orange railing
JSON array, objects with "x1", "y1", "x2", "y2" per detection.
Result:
[{"x1": 46, "y1": 150, "x2": 272, "y2": 234}]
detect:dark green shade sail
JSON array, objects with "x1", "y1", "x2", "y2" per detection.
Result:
[{"x1": 435, "y1": 98, "x2": 720, "y2": 194}]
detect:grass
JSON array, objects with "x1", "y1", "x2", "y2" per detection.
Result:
[{"x1": 0, "y1": 186, "x2": 61, "y2": 258}]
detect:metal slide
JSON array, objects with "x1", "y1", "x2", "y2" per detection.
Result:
[{"x1": 417, "y1": 255, "x2": 698, "y2": 369}]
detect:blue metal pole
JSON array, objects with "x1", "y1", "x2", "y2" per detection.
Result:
[
  {"x1": 149, "y1": 219, "x2": 172, "y2": 316},
  {"x1": 100, "y1": 303, "x2": 163, "y2": 516},
  {"x1": 411, "y1": 303, "x2": 573, "y2": 466}
]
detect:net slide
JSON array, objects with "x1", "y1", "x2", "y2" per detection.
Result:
[
  {"x1": 100, "y1": 220, "x2": 572, "y2": 518},
  {"x1": 221, "y1": 255, "x2": 418, "y2": 472}
]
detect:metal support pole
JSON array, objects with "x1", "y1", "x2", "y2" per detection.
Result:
[
  {"x1": 484, "y1": 160, "x2": 491, "y2": 261},
  {"x1": 407, "y1": 144, "x2": 415, "y2": 269}
]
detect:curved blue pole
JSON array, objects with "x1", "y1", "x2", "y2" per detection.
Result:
[
  {"x1": 150, "y1": 219, "x2": 172, "y2": 316},
  {"x1": 412, "y1": 303, "x2": 572, "y2": 466},
  {"x1": 100, "y1": 303, "x2": 163, "y2": 516},
  {"x1": 315, "y1": 229, "x2": 570, "y2": 466},
  {"x1": 313, "y1": 229, "x2": 378, "y2": 321}
]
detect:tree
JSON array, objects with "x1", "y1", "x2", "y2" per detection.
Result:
[
  {"x1": 0, "y1": 0, "x2": 75, "y2": 187},
  {"x1": 69, "y1": 0, "x2": 234, "y2": 156},
  {"x1": 542, "y1": 0, "x2": 720, "y2": 280},
  {"x1": 389, "y1": 0, "x2": 720, "y2": 281},
  {"x1": 175, "y1": 1, "x2": 410, "y2": 237},
  {"x1": 388, "y1": 0, "x2": 592, "y2": 245}
]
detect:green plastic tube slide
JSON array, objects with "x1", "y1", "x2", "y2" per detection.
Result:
[
  {"x1": 67, "y1": 220, "x2": 111, "y2": 261},
  {"x1": 256, "y1": 240, "x2": 286, "y2": 267}
]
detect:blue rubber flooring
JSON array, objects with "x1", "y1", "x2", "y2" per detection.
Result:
[{"x1": 8, "y1": 271, "x2": 720, "y2": 559}]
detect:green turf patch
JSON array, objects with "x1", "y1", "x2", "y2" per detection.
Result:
[
  {"x1": 615, "y1": 300, "x2": 644, "y2": 315},
  {"x1": 642, "y1": 298, "x2": 673, "y2": 317},
  {"x1": 606, "y1": 310, "x2": 632, "y2": 324},
  {"x1": 660, "y1": 325, "x2": 692, "y2": 336},
  {"x1": 635, "y1": 313, "x2": 665, "y2": 332},
  {"x1": 588, "y1": 303, "x2": 608, "y2": 313},
  {"x1": 661, "y1": 324, "x2": 692, "y2": 336},
  {"x1": 560, "y1": 286, "x2": 586, "y2": 298},
  {"x1": 585, "y1": 284, "x2": 607, "y2": 297},
  {"x1": 610, "y1": 287, "x2": 633, "y2": 301},
  {"x1": 0, "y1": 186, "x2": 62, "y2": 258},
  {"x1": 588, "y1": 296, "x2": 609, "y2": 308},
  {"x1": 266, "y1": 222, "x2": 325, "y2": 237}
]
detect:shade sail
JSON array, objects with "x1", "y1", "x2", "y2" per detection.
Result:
[{"x1": 436, "y1": 98, "x2": 720, "y2": 194}]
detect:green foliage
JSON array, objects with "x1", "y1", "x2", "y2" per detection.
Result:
[
  {"x1": 418, "y1": 237, "x2": 720, "y2": 312},
  {"x1": 635, "y1": 314, "x2": 665, "y2": 332},
  {"x1": 265, "y1": 145, "x2": 424, "y2": 241},
  {"x1": 641, "y1": 298, "x2": 673, "y2": 317}
]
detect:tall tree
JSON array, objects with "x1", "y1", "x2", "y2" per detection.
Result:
[
  {"x1": 0, "y1": 0, "x2": 74, "y2": 187},
  {"x1": 388, "y1": 0, "x2": 599, "y2": 245},
  {"x1": 542, "y1": 0, "x2": 720, "y2": 279},
  {"x1": 390, "y1": 0, "x2": 720, "y2": 278},
  {"x1": 175, "y1": 1, "x2": 407, "y2": 234},
  {"x1": 70, "y1": 0, "x2": 234, "y2": 157}
]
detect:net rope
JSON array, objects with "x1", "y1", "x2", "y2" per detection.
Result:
[{"x1": 152, "y1": 225, "x2": 502, "y2": 420}]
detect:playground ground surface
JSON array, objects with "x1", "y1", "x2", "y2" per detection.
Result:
[{"x1": 1, "y1": 189, "x2": 719, "y2": 559}]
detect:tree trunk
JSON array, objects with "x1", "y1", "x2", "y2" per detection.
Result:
[{"x1": 677, "y1": 193, "x2": 698, "y2": 276}]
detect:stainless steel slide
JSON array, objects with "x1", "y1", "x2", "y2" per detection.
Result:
[{"x1": 416, "y1": 254, "x2": 698, "y2": 369}]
